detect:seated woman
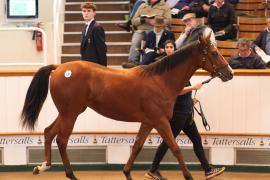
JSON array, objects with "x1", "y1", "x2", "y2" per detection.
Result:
[
  {"x1": 229, "y1": 39, "x2": 267, "y2": 69},
  {"x1": 207, "y1": 0, "x2": 236, "y2": 40},
  {"x1": 141, "y1": 16, "x2": 175, "y2": 65}
]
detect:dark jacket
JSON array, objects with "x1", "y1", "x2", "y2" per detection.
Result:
[
  {"x1": 253, "y1": 29, "x2": 268, "y2": 53},
  {"x1": 173, "y1": 82, "x2": 193, "y2": 115},
  {"x1": 228, "y1": 52, "x2": 267, "y2": 69},
  {"x1": 207, "y1": 3, "x2": 236, "y2": 39},
  {"x1": 80, "y1": 20, "x2": 107, "y2": 66}
]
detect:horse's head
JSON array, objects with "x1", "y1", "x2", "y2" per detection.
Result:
[{"x1": 197, "y1": 33, "x2": 233, "y2": 81}]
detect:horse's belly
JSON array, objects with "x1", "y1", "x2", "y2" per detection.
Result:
[{"x1": 88, "y1": 100, "x2": 140, "y2": 121}]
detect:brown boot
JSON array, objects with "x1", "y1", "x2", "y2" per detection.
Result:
[
  {"x1": 116, "y1": 20, "x2": 131, "y2": 32},
  {"x1": 122, "y1": 61, "x2": 137, "y2": 68}
]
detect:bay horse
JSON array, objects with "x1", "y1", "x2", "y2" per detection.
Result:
[{"x1": 21, "y1": 34, "x2": 233, "y2": 180}]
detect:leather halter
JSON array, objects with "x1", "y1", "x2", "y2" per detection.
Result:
[{"x1": 200, "y1": 41, "x2": 229, "y2": 79}]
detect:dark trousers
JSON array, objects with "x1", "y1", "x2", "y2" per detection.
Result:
[{"x1": 150, "y1": 113, "x2": 211, "y2": 172}]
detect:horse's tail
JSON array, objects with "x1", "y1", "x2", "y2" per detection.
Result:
[{"x1": 21, "y1": 64, "x2": 58, "y2": 130}]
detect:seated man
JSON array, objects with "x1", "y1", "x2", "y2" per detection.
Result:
[
  {"x1": 122, "y1": 0, "x2": 171, "y2": 68},
  {"x1": 253, "y1": 18, "x2": 270, "y2": 65},
  {"x1": 175, "y1": 13, "x2": 216, "y2": 49},
  {"x1": 229, "y1": 39, "x2": 267, "y2": 69},
  {"x1": 207, "y1": 0, "x2": 237, "y2": 41},
  {"x1": 141, "y1": 16, "x2": 175, "y2": 65}
]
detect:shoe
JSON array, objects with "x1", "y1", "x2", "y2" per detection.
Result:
[
  {"x1": 122, "y1": 61, "x2": 137, "y2": 68},
  {"x1": 145, "y1": 170, "x2": 167, "y2": 180},
  {"x1": 205, "y1": 167, "x2": 226, "y2": 180},
  {"x1": 116, "y1": 23, "x2": 131, "y2": 32}
]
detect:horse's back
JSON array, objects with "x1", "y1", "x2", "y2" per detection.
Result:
[{"x1": 49, "y1": 61, "x2": 138, "y2": 115}]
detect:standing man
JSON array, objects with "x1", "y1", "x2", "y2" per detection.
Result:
[{"x1": 80, "y1": 2, "x2": 107, "y2": 66}]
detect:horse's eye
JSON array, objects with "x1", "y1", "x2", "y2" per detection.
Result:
[{"x1": 212, "y1": 52, "x2": 218, "y2": 56}]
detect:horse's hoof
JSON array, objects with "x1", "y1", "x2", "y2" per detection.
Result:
[
  {"x1": 33, "y1": 166, "x2": 40, "y2": 175},
  {"x1": 123, "y1": 170, "x2": 132, "y2": 180},
  {"x1": 184, "y1": 175, "x2": 194, "y2": 180}
]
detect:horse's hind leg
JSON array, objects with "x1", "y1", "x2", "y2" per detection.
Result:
[
  {"x1": 155, "y1": 118, "x2": 193, "y2": 180},
  {"x1": 33, "y1": 116, "x2": 59, "y2": 175},
  {"x1": 123, "y1": 124, "x2": 152, "y2": 180},
  {"x1": 56, "y1": 115, "x2": 78, "y2": 180}
]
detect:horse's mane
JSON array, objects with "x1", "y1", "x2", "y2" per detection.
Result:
[{"x1": 140, "y1": 41, "x2": 198, "y2": 76}]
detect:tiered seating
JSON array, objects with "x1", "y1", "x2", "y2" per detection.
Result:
[
  {"x1": 217, "y1": 41, "x2": 238, "y2": 60},
  {"x1": 237, "y1": 16, "x2": 266, "y2": 39},
  {"x1": 235, "y1": 0, "x2": 267, "y2": 16}
]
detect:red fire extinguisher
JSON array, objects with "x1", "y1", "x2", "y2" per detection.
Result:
[{"x1": 32, "y1": 23, "x2": 43, "y2": 52}]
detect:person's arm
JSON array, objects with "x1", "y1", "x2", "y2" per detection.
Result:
[
  {"x1": 144, "y1": 32, "x2": 155, "y2": 53},
  {"x1": 175, "y1": 33, "x2": 187, "y2": 49},
  {"x1": 175, "y1": 25, "x2": 192, "y2": 49},
  {"x1": 93, "y1": 26, "x2": 107, "y2": 66},
  {"x1": 253, "y1": 31, "x2": 264, "y2": 49},
  {"x1": 254, "y1": 55, "x2": 267, "y2": 69},
  {"x1": 228, "y1": 56, "x2": 241, "y2": 69},
  {"x1": 178, "y1": 83, "x2": 203, "y2": 95},
  {"x1": 224, "y1": 5, "x2": 236, "y2": 34},
  {"x1": 131, "y1": 4, "x2": 146, "y2": 27},
  {"x1": 203, "y1": 27, "x2": 217, "y2": 47},
  {"x1": 207, "y1": 6, "x2": 213, "y2": 29},
  {"x1": 163, "y1": 4, "x2": 172, "y2": 27}
]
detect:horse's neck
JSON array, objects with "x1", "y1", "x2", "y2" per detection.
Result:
[{"x1": 162, "y1": 55, "x2": 198, "y2": 95}]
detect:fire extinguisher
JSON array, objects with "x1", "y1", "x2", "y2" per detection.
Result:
[{"x1": 32, "y1": 23, "x2": 43, "y2": 52}]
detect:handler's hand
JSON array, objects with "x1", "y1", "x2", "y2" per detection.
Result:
[
  {"x1": 193, "y1": 97, "x2": 200, "y2": 104},
  {"x1": 192, "y1": 83, "x2": 203, "y2": 90}
]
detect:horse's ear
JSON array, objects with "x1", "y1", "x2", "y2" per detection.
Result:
[
  {"x1": 206, "y1": 32, "x2": 211, "y2": 41},
  {"x1": 198, "y1": 32, "x2": 205, "y2": 45}
]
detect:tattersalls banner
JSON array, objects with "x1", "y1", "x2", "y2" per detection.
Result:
[{"x1": 0, "y1": 134, "x2": 269, "y2": 148}]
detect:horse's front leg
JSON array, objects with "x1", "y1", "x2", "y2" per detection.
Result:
[
  {"x1": 123, "y1": 123, "x2": 152, "y2": 180},
  {"x1": 155, "y1": 117, "x2": 193, "y2": 180}
]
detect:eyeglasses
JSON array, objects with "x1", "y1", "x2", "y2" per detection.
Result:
[{"x1": 183, "y1": 18, "x2": 194, "y2": 23}]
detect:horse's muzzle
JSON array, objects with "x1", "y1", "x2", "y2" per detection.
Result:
[{"x1": 212, "y1": 65, "x2": 234, "y2": 82}]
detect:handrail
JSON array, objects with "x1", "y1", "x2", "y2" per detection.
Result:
[
  {"x1": 53, "y1": 0, "x2": 63, "y2": 64},
  {"x1": 0, "y1": 27, "x2": 48, "y2": 66}
]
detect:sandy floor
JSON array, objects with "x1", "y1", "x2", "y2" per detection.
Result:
[{"x1": 0, "y1": 171, "x2": 270, "y2": 180}]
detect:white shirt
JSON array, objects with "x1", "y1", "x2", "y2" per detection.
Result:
[
  {"x1": 85, "y1": 18, "x2": 95, "y2": 36},
  {"x1": 154, "y1": 29, "x2": 164, "y2": 47}
]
